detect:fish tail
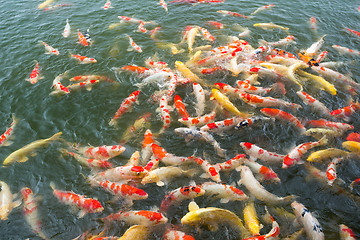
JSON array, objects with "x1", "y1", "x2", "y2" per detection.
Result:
[
  {"x1": 283, "y1": 194, "x2": 297, "y2": 203},
  {"x1": 11, "y1": 114, "x2": 19, "y2": 125},
  {"x1": 50, "y1": 132, "x2": 63, "y2": 141},
  {"x1": 49, "y1": 181, "x2": 56, "y2": 191},
  {"x1": 270, "y1": 82, "x2": 286, "y2": 95},
  {"x1": 318, "y1": 136, "x2": 328, "y2": 146}
]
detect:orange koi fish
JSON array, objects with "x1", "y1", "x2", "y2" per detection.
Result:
[
  {"x1": 200, "y1": 116, "x2": 243, "y2": 133},
  {"x1": 141, "y1": 129, "x2": 156, "y2": 164},
  {"x1": 339, "y1": 224, "x2": 356, "y2": 240},
  {"x1": 198, "y1": 27, "x2": 215, "y2": 41},
  {"x1": 346, "y1": 132, "x2": 360, "y2": 142},
  {"x1": 244, "y1": 159, "x2": 280, "y2": 183},
  {"x1": 345, "y1": 27, "x2": 360, "y2": 37},
  {"x1": 61, "y1": 149, "x2": 112, "y2": 169},
  {"x1": 39, "y1": 41, "x2": 59, "y2": 55},
  {"x1": 103, "y1": 0, "x2": 113, "y2": 10},
  {"x1": 66, "y1": 80, "x2": 100, "y2": 91},
  {"x1": 70, "y1": 53, "x2": 97, "y2": 64},
  {"x1": 178, "y1": 110, "x2": 216, "y2": 128},
  {"x1": 296, "y1": 91, "x2": 331, "y2": 117},
  {"x1": 309, "y1": 16, "x2": 317, "y2": 30},
  {"x1": 306, "y1": 119, "x2": 354, "y2": 132},
  {"x1": 109, "y1": 90, "x2": 140, "y2": 126},
  {"x1": 127, "y1": 35, "x2": 142, "y2": 53},
  {"x1": 326, "y1": 158, "x2": 341, "y2": 185},
  {"x1": 51, "y1": 71, "x2": 70, "y2": 96},
  {"x1": 159, "y1": 0, "x2": 168, "y2": 12},
  {"x1": 239, "y1": 93, "x2": 301, "y2": 110},
  {"x1": 77, "y1": 29, "x2": 89, "y2": 46},
  {"x1": 332, "y1": 44, "x2": 360, "y2": 56},
  {"x1": 217, "y1": 10, "x2": 250, "y2": 18},
  {"x1": 214, "y1": 154, "x2": 246, "y2": 172},
  {"x1": 92, "y1": 165, "x2": 148, "y2": 182},
  {"x1": 206, "y1": 20, "x2": 224, "y2": 29}
]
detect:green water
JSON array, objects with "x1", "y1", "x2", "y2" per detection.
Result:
[{"x1": 1, "y1": 0, "x2": 360, "y2": 239}]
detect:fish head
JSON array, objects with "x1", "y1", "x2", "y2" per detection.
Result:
[
  {"x1": 141, "y1": 172, "x2": 159, "y2": 185},
  {"x1": 20, "y1": 187, "x2": 33, "y2": 200},
  {"x1": 181, "y1": 211, "x2": 202, "y2": 226}
]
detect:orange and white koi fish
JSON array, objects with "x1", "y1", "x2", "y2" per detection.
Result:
[
  {"x1": 331, "y1": 102, "x2": 360, "y2": 122},
  {"x1": 326, "y1": 158, "x2": 341, "y2": 186},
  {"x1": 66, "y1": 79, "x2": 100, "y2": 91},
  {"x1": 120, "y1": 112, "x2": 151, "y2": 144},
  {"x1": 102, "y1": 210, "x2": 168, "y2": 226},
  {"x1": 211, "y1": 89, "x2": 249, "y2": 118},
  {"x1": 103, "y1": 0, "x2": 113, "y2": 10},
  {"x1": 61, "y1": 149, "x2": 112, "y2": 169},
  {"x1": 0, "y1": 181, "x2": 21, "y2": 220},
  {"x1": 62, "y1": 19, "x2": 71, "y2": 38},
  {"x1": 238, "y1": 166, "x2": 294, "y2": 204},
  {"x1": 70, "y1": 53, "x2": 97, "y2": 64},
  {"x1": 137, "y1": 22, "x2": 148, "y2": 33},
  {"x1": 206, "y1": 21, "x2": 224, "y2": 29},
  {"x1": 145, "y1": 58, "x2": 169, "y2": 70},
  {"x1": 239, "y1": 93, "x2": 301, "y2": 111},
  {"x1": 116, "y1": 65, "x2": 151, "y2": 75},
  {"x1": 151, "y1": 143, "x2": 188, "y2": 165},
  {"x1": 39, "y1": 41, "x2": 59, "y2": 55},
  {"x1": 306, "y1": 119, "x2": 354, "y2": 132},
  {"x1": 214, "y1": 82, "x2": 243, "y2": 96},
  {"x1": 141, "y1": 166, "x2": 196, "y2": 186},
  {"x1": 260, "y1": 108, "x2": 306, "y2": 134},
  {"x1": 201, "y1": 116, "x2": 244, "y2": 133},
  {"x1": 218, "y1": 10, "x2": 250, "y2": 18},
  {"x1": 332, "y1": 44, "x2": 360, "y2": 56},
  {"x1": 141, "y1": 129, "x2": 156, "y2": 164},
  {"x1": 69, "y1": 75, "x2": 113, "y2": 82},
  {"x1": 92, "y1": 165, "x2": 148, "y2": 182},
  {"x1": 296, "y1": 91, "x2": 331, "y2": 117},
  {"x1": 163, "y1": 229, "x2": 195, "y2": 240},
  {"x1": 198, "y1": 27, "x2": 215, "y2": 41},
  {"x1": 291, "y1": 201, "x2": 324, "y2": 240},
  {"x1": 178, "y1": 109, "x2": 216, "y2": 128},
  {"x1": 251, "y1": 4, "x2": 275, "y2": 15},
  {"x1": 316, "y1": 51, "x2": 328, "y2": 62},
  {"x1": 118, "y1": 16, "x2": 145, "y2": 24},
  {"x1": 174, "y1": 95, "x2": 190, "y2": 118},
  {"x1": 0, "y1": 115, "x2": 18, "y2": 147},
  {"x1": 244, "y1": 159, "x2": 280, "y2": 183},
  {"x1": 345, "y1": 27, "x2": 360, "y2": 37},
  {"x1": 240, "y1": 142, "x2": 286, "y2": 164},
  {"x1": 77, "y1": 29, "x2": 89, "y2": 46},
  {"x1": 282, "y1": 136, "x2": 327, "y2": 169},
  {"x1": 150, "y1": 26, "x2": 161, "y2": 39},
  {"x1": 77, "y1": 144, "x2": 126, "y2": 161},
  {"x1": 109, "y1": 90, "x2": 140, "y2": 126},
  {"x1": 50, "y1": 182, "x2": 104, "y2": 218},
  {"x1": 160, "y1": 185, "x2": 205, "y2": 212},
  {"x1": 201, "y1": 182, "x2": 248, "y2": 203},
  {"x1": 339, "y1": 224, "x2": 356, "y2": 240},
  {"x1": 235, "y1": 116, "x2": 270, "y2": 129},
  {"x1": 350, "y1": 178, "x2": 360, "y2": 191},
  {"x1": 259, "y1": 35, "x2": 295, "y2": 47},
  {"x1": 158, "y1": 95, "x2": 172, "y2": 133},
  {"x1": 26, "y1": 60, "x2": 43, "y2": 84},
  {"x1": 20, "y1": 188, "x2": 48, "y2": 240},
  {"x1": 214, "y1": 154, "x2": 246, "y2": 172},
  {"x1": 189, "y1": 156, "x2": 221, "y2": 182},
  {"x1": 159, "y1": 0, "x2": 168, "y2": 12},
  {"x1": 309, "y1": 17, "x2": 317, "y2": 30},
  {"x1": 127, "y1": 35, "x2": 142, "y2": 53}
]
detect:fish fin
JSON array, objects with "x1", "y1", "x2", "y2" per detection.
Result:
[
  {"x1": 200, "y1": 173, "x2": 210, "y2": 179},
  {"x1": 2, "y1": 141, "x2": 13, "y2": 146},
  {"x1": 127, "y1": 48, "x2": 134, "y2": 52},
  {"x1": 188, "y1": 201, "x2": 199, "y2": 212},
  {"x1": 156, "y1": 181, "x2": 165, "y2": 187},
  {"x1": 85, "y1": 85, "x2": 92, "y2": 91},
  {"x1": 220, "y1": 198, "x2": 230, "y2": 204},
  {"x1": 77, "y1": 209, "x2": 87, "y2": 218},
  {"x1": 12, "y1": 199, "x2": 22, "y2": 209},
  {"x1": 18, "y1": 156, "x2": 29, "y2": 162},
  {"x1": 30, "y1": 152, "x2": 37, "y2": 157}
]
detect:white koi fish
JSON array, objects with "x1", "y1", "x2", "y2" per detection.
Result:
[
  {"x1": 0, "y1": 181, "x2": 21, "y2": 220},
  {"x1": 62, "y1": 19, "x2": 71, "y2": 38},
  {"x1": 332, "y1": 44, "x2": 360, "y2": 57},
  {"x1": 192, "y1": 82, "x2": 205, "y2": 116},
  {"x1": 305, "y1": 35, "x2": 326, "y2": 56}
]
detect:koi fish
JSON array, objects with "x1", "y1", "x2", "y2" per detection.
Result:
[
  {"x1": 297, "y1": 70, "x2": 336, "y2": 95},
  {"x1": 291, "y1": 201, "x2": 324, "y2": 240},
  {"x1": 119, "y1": 225, "x2": 151, "y2": 240},
  {"x1": 126, "y1": 35, "x2": 142, "y2": 52},
  {"x1": 141, "y1": 129, "x2": 156, "y2": 164},
  {"x1": 137, "y1": 22, "x2": 147, "y2": 33},
  {"x1": 70, "y1": 53, "x2": 97, "y2": 64},
  {"x1": 84, "y1": 28, "x2": 92, "y2": 45},
  {"x1": 235, "y1": 116, "x2": 270, "y2": 129},
  {"x1": 305, "y1": 128, "x2": 343, "y2": 141},
  {"x1": 20, "y1": 188, "x2": 48, "y2": 240},
  {"x1": 243, "y1": 200, "x2": 261, "y2": 236},
  {"x1": 62, "y1": 19, "x2": 71, "y2": 38},
  {"x1": 214, "y1": 154, "x2": 246, "y2": 172},
  {"x1": 61, "y1": 149, "x2": 112, "y2": 169},
  {"x1": 39, "y1": 41, "x2": 59, "y2": 55},
  {"x1": 159, "y1": 0, "x2": 168, "y2": 12},
  {"x1": 163, "y1": 230, "x2": 195, "y2": 240},
  {"x1": 296, "y1": 91, "x2": 331, "y2": 117},
  {"x1": 66, "y1": 80, "x2": 100, "y2": 91},
  {"x1": 200, "y1": 182, "x2": 248, "y2": 203},
  {"x1": 69, "y1": 75, "x2": 113, "y2": 82},
  {"x1": 141, "y1": 166, "x2": 197, "y2": 186},
  {"x1": 50, "y1": 71, "x2": 70, "y2": 95},
  {"x1": 109, "y1": 90, "x2": 140, "y2": 126},
  {"x1": 345, "y1": 27, "x2": 360, "y2": 37},
  {"x1": 330, "y1": 102, "x2": 360, "y2": 122},
  {"x1": 178, "y1": 110, "x2": 216, "y2": 128},
  {"x1": 175, "y1": 61, "x2": 207, "y2": 86},
  {"x1": 42, "y1": 3, "x2": 72, "y2": 11},
  {"x1": 326, "y1": 158, "x2": 341, "y2": 185},
  {"x1": 120, "y1": 113, "x2": 151, "y2": 144},
  {"x1": 3, "y1": 132, "x2": 62, "y2": 166},
  {"x1": 38, "y1": 0, "x2": 55, "y2": 9},
  {"x1": 26, "y1": 60, "x2": 43, "y2": 84},
  {"x1": 0, "y1": 181, "x2": 21, "y2": 220},
  {"x1": 201, "y1": 116, "x2": 243, "y2": 133},
  {"x1": 282, "y1": 136, "x2": 328, "y2": 169},
  {"x1": 158, "y1": 95, "x2": 172, "y2": 133},
  {"x1": 332, "y1": 44, "x2": 360, "y2": 56},
  {"x1": 242, "y1": 220, "x2": 280, "y2": 240},
  {"x1": 306, "y1": 119, "x2": 354, "y2": 132},
  {"x1": 76, "y1": 144, "x2": 126, "y2": 161},
  {"x1": 253, "y1": 23, "x2": 289, "y2": 33},
  {"x1": 339, "y1": 224, "x2": 356, "y2": 240},
  {"x1": 260, "y1": 108, "x2": 306, "y2": 134},
  {"x1": 259, "y1": 35, "x2": 295, "y2": 47},
  {"x1": 160, "y1": 185, "x2": 205, "y2": 212},
  {"x1": 206, "y1": 21, "x2": 224, "y2": 29},
  {"x1": 211, "y1": 89, "x2": 249, "y2": 117},
  {"x1": 151, "y1": 143, "x2": 188, "y2": 165},
  {"x1": 240, "y1": 142, "x2": 286, "y2": 164},
  {"x1": 50, "y1": 182, "x2": 104, "y2": 218},
  {"x1": 346, "y1": 132, "x2": 360, "y2": 142},
  {"x1": 103, "y1": 0, "x2": 113, "y2": 10},
  {"x1": 150, "y1": 26, "x2": 161, "y2": 39},
  {"x1": 309, "y1": 16, "x2": 317, "y2": 30},
  {"x1": 251, "y1": 4, "x2": 275, "y2": 15},
  {"x1": 103, "y1": 210, "x2": 168, "y2": 226},
  {"x1": 199, "y1": 27, "x2": 215, "y2": 41},
  {"x1": 189, "y1": 156, "x2": 221, "y2": 182},
  {"x1": 77, "y1": 29, "x2": 89, "y2": 46},
  {"x1": 135, "y1": 71, "x2": 173, "y2": 88},
  {"x1": 192, "y1": 82, "x2": 205, "y2": 116},
  {"x1": 244, "y1": 158, "x2": 280, "y2": 183},
  {"x1": 350, "y1": 178, "x2": 360, "y2": 191},
  {"x1": 116, "y1": 65, "x2": 151, "y2": 75},
  {"x1": 342, "y1": 141, "x2": 360, "y2": 153},
  {"x1": 239, "y1": 93, "x2": 301, "y2": 110},
  {"x1": 305, "y1": 35, "x2": 326, "y2": 56},
  {"x1": 307, "y1": 148, "x2": 349, "y2": 162},
  {"x1": 237, "y1": 80, "x2": 275, "y2": 96},
  {"x1": 174, "y1": 95, "x2": 189, "y2": 118},
  {"x1": 0, "y1": 115, "x2": 18, "y2": 147},
  {"x1": 92, "y1": 165, "x2": 148, "y2": 182},
  {"x1": 217, "y1": 10, "x2": 250, "y2": 18}
]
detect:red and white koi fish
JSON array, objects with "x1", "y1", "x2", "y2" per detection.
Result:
[
  {"x1": 316, "y1": 51, "x2": 328, "y2": 62},
  {"x1": 39, "y1": 41, "x2": 59, "y2": 55},
  {"x1": 90, "y1": 180, "x2": 147, "y2": 206},
  {"x1": 332, "y1": 45, "x2": 360, "y2": 56},
  {"x1": 198, "y1": 27, "x2": 215, "y2": 41},
  {"x1": 159, "y1": 0, "x2": 168, "y2": 12},
  {"x1": 178, "y1": 110, "x2": 216, "y2": 128},
  {"x1": 240, "y1": 142, "x2": 285, "y2": 164},
  {"x1": 296, "y1": 91, "x2": 331, "y2": 117},
  {"x1": 350, "y1": 178, "x2": 360, "y2": 191},
  {"x1": 174, "y1": 95, "x2": 190, "y2": 118},
  {"x1": 291, "y1": 201, "x2": 324, "y2": 240},
  {"x1": 50, "y1": 182, "x2": 104, "y2": 218},
  {"x1": 160, "y1": 185, "x2": 205, "y2": 212},
  {"x1": 77, "y1": 144, "x2": 126, "y2": 161},
  {"x1": 217, "y1": 10, "x2": 250, "y2": 18},
  {"x1": 261, "y1": 108, "x2": 306, "y2": 134},
  {"x1": 70, "y1": 53, "x2": 97, "y2": 64},
  {"x1": 20, "y1": 188, "x2": 48, "y2": 240},
  {"x1": 235, "y1": 116, "x2": 270, "y2": 129},
  {"x1": 201, "y1": 182, "x2": 248, "y2": 203},
  {"x1": 145, "y1": 59, "x2": 169, "y2": 70},
  {"x1": 214, "y1": 82, "x2": 243, "y2": 96},
  {"x1": 238, "y1": 166, "x2": 294, "y2": 204},
  {"x1": 141, "y1": 129, "x2": 156, "y2": 164},
  {"x1": 61, "y1": 149, "x2": 112, "y2": 169},
  {"x1": 244, "y1": 159, "x2": 280, "y2": 183},
  {"x1": 251, "y1": 4, "x2": 275, "y2": 15},
  {"x1": 201, "y1": 67, "x2": 225, "y2": 75},
  {"x1": 306, "y1": 119, "x2": 354, "y2": 132},
  {"x1": 92, "y1": 165, "x2": 148, "y2": 182},
  {"x1": 214, "y1": 154, "x2": 246, "y2": 172},
  {"x1": 66, "y1": 79, "x2": 100, "y2": 91},
  {"x1": 326, "y1": 158, "x2": 341, "y2": 186},
  {"x1": 309, "y1": 17, "x2": 317, "y2": 30},
  {"x1": 144, "y1": 157, "x2": 160, "y2": 172},
  {"x1": 242, "y1": 220, "x2": 280, "y2": 240},
  {"x1": 69, "y1": 75, "x2": 113, "y2": 82},
  {"x1": 127, "y1": 35, "x2": 142, "y2": 52},
  {"x1": 236, "y1": 80, "x2": 275, "y2": 96},
  {"x1": 151, "y1": 143, "x2": 188, "y2": 165},
  {"x1": 43, "y1": 3, "x2": 72, "y2": 11},
  {"x1": 137, "y1": 22, "x2": 148, "y2": 33},
  {"x1": 331, "y1": 102, "x2": 360, "y2": 122},
  {"x1": 206, "y1": 20, "x2": 224, "y2": 29},
  {"x1": 189, "y1": 156, "x2": 221, "y2": 182},
  {"x1": 345, "y1": 27, "x2": 360, "y2": 38},
  {"x1": 339, "y1": 224, "x2": 356, "y2": 240},
  {"x1": 192, "y1": 82, "x2": 205, "y2": 116},
  {"x1": 109, "y1": 90, "x2": 140, "y2": 126},
  {"x1": 103, "y1": 0, "x2": 113, "y2": 10},
  {"x1": 259, "y1": 35, "x2": 295, "y2": 47},
  {"x1": 163, "y1": 229, "x2": 195, "y2": 240},
  {"x1": 77, "y1": 29, "x2": 89, "y2": 46},
  {"x1": 282, "y1": 136, "x2": 327, "y2": 169},
  {"x1": 62, "y1": 19, "x2": 71, "y2": 38},
  {"x1": 118, "y1": 16, "x2": 145, "y2": 24},
  {"x1": 0, "y1": 181, "x2": 21, "y2": 220},
  {"x1": 200, "y1": 116, "x2": 243, "y2": 133},
  {"x1": 0, "y1": 115, "x2": 18, "y2": 147},
  {"x1": 26, "y1": 60, "x2": 43, "y2": 84},
  {"x1": 158, "y1": 95, "x2": 172, "y2": 133},
  {"x1": 239, "y1": 93, "x2": 301, "y2": 110},
  {"x1": 102, "y1": 210, "x2": 167, "y2": 226}
]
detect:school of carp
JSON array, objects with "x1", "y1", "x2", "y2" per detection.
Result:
[{"x1": 1, "y1": 0, "x2": 360, "y2": 239}]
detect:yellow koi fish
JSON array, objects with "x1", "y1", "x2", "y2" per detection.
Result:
[
  {"x1": 119, "y1": 225, "x2": 150, "y2": 240},
  {"x1": 254, "y1": 22, "x2": 289, "y2": 33},
  {"x1": 3, "y1": 132, "x2": 62, "y2": 166},
  {"x1": 211, "y1": 89, "x2": 249, "y2": 118},
  {"x1": 342, "y1": 141, "x2": 360, "y2": 153},
  {"x1": 243, "y1": 200, "x2": 261, "y2": 236},
  {"x1": 297, "y1": 70, "x2": 337, "y2": 95},
  {"x1": 307, "y1": 148, "x2": 349, "y2": 162},
  {"x1": 175, "y1": 61, "x2": 207, "y2": 86},
  {"x1": 120, "y1": 113, "x2": 151, "y2": 144},
  {"x1": 38, "y1": 0, "x2": 56, "y2": 9}
]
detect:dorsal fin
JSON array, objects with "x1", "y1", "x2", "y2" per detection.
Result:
[{"x1": 188, "y1": 201, "x2": 199, "y2": 212}]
